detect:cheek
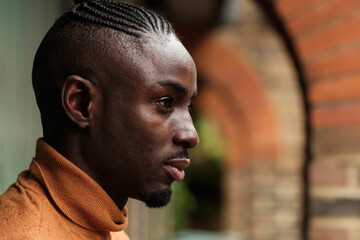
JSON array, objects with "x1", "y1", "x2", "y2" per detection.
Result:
[
  {"x1": 130, "y1": 121, "x2": 171, "y2": 152},
  {"x1": 135, "y1": 105, "x2": 173, "y2": 141},
  {"x1": 102, "y1": 103, "x2": 175, "y2": 157}
]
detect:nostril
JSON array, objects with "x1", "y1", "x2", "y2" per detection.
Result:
[
  {"x1": 182, "y1": 142, "x2": 191, "y2": 149},
  {"x1": 183, "y1": 131, "x2": 199, "y2": 149}
]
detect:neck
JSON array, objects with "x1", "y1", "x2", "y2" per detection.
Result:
[{"x1": 43, "y1": 132, "x2": 129, "y2": 210}]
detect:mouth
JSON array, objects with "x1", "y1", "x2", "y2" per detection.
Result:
[{"x1": 164, "y1": 158, "x2": 190, "y2": 181}]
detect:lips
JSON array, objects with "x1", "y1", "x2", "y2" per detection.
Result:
[{"x1": 164, "y1": 158, "x2": 190, "y2": 181}]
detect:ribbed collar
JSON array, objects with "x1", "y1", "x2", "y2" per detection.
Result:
[{"x1": 29, "y1": 139, "x2": 128, "y2": 232}]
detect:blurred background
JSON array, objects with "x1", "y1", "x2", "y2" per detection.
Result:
[{"x1": 1, "y1": 0, "x2": 360, "y2": 239}]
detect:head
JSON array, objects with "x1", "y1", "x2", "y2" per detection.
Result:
[{"x1": 32, "y1": 0, "x2": 199, "y2": 208}]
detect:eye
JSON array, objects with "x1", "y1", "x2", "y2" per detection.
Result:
[{"x1": 156, "y1": 97, "x2": 173, "y2": 112}]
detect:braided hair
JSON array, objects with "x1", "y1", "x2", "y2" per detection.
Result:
[{"x1": 62, "y1": 0, "x2": 174, "y2": 38}]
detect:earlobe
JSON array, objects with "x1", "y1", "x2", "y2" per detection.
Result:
[{"x1": 61, "y1": 75, "x2": 95, "y2": 129}]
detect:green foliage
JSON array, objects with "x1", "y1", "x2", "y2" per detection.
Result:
[
  {"x1": 172, "y1": 114, "x2": 226, "y2": 231},
  {"x1": 190, "y1": 115, "x2": 226, "y2": 163},
  {"x1": 172, "y1": 181, "x2": 198, "y2": 230}
]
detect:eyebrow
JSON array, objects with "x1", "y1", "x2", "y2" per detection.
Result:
[{"x1": 157, "y1": 80, "x2": 197, "y2": 98}]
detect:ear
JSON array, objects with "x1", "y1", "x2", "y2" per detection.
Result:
[{"x1": 61, "y1": 75, "x2": 96, "y2": 129}]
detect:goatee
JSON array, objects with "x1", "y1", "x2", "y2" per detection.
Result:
[{"x1": 141, "y1": 189, "x2": 172, "y2": 208}]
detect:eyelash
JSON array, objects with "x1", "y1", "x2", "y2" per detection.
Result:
[
  {"x1": 156, "y1": 97, "x2": 194, "y2": 113},
  {"x1": 157, "y1": 97, "x2": 173, "y2": 110}
]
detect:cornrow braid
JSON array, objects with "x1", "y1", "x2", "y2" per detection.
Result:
[
  {"x1": 65, "y1": 0, "x2": 174, "y2": 38},
  {"x1": 90, "y1": 1, "x2": 149, "y2": 29},
  {"x1": 108, "y1": 0, "x2": 172, "y2": 35}
]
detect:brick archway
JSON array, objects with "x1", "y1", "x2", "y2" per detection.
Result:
[
  {"x1": 257, "y1": 1, "x2": 360, "y2": 239},
  {"x1": 192, "y1": 34, "x2": 279, "y2": 168},
  {"x1": 191, "y1": 33, "x2": 282, "y2": 238},
  {"x1": 189, "y1": 11, "x2": 305, "y2": 235}
]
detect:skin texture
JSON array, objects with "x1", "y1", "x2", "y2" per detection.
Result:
[{"x1": 56, "y1": 33, "x2": 199, "y2": 209}]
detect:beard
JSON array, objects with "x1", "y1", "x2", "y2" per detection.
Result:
[{"x1": 140, "y1": 189, "x2": 172, "y2": 208}]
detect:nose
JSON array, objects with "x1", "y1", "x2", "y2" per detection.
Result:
[{"x1": 173, "y1": 113, "x2": 199, "y2": 149}]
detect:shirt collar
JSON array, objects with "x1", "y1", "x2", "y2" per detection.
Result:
[{"x1": 29, "y1": 139, "x2": 128, "y2": 232}]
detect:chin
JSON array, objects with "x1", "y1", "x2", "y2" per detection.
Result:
[{"x1": 140, "y1": 189, "x2": 172, "y2": 208}]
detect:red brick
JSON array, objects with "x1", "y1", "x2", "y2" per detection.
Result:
[
  {"x1": 310, "y1": 162, "x2": 346, "y2": 186},
  {"x1": 195, "y1": 90, "x2": 250, "y2": 168},
  {"x1": 305, "y1": 47, "x2": 360, "y2": 78},
  {"x1": 309, "y1": 76, "x2": 360, "y2": 103},
  {"x1": 296, "y1": 15, "x2": 360, "y2": 58},
  {"x1": 192, "y1": 36, "x2": 279, "y2": 163},
  {"x1": 312, "y1": 105, "x2": 360, "y2": 128},
  {"x1": 313, "y1": 128, "x2": 360, "y2": 156},
  {"x1": 275, "y1": 0, "x2": 316, "y2": 18},
  {"x1": 287, "y1": 0, "x2": 360, "y2": 35},
  {"x1": 310, "y1": 227, "x2": 348, "y2": 240}
]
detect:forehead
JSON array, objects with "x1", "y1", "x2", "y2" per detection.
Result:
[
  {"x1": 141, "y1": 35, "x2": 196, "y2": 78},
  {"x1": 108, "y1": 34, "x2": 197, "y2": 89},
  {"x1": 140, "y1": 35, "x2": 194, "y2": 67}
]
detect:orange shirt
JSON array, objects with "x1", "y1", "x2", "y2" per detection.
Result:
[{"x1": 0, "y1": 139, "x2": 129, "y2": 240}]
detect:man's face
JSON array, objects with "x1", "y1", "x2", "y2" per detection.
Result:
[{"x1": 91, "y1": 35, "x2": 199, "y2": 208}]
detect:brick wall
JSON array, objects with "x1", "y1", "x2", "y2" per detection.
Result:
[
  {"x1": 270, "y1": 0, "x2": 360, "y2": 239},
  {"x1": 190, "y1": 0, "x2": 304, "y2": 239}
]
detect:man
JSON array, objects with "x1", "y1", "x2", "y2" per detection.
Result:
[{"x1": 0, "y1": 0, "x2": 199, "y2": 239}]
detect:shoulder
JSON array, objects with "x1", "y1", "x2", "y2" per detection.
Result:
[
  {"x1": 0, "y1": 170, "x2": 47, "y2": 214},
  {"x1": 0, "y1": 171, "x2": 45, "y2": 217},
  {"x1": 0, "y1": 171, "x2": 66, "y2": 239}
]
